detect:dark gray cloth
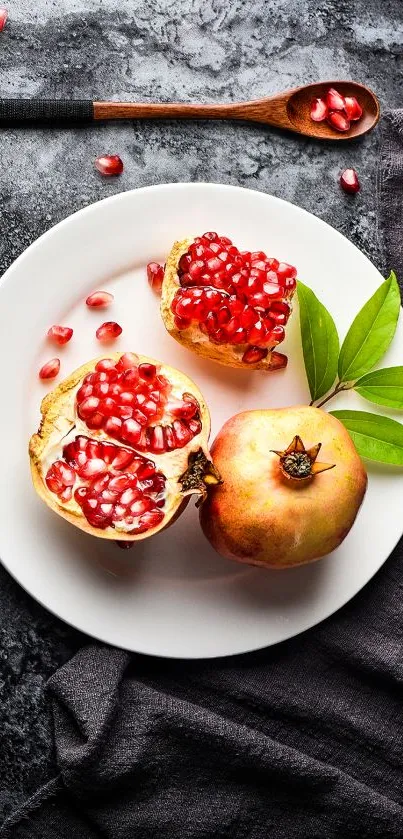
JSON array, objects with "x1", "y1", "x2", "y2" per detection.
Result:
[{"x1": 2, "y1": 112, "x2": 403, "y2": 839}]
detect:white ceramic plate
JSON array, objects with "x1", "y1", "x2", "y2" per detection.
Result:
[{"x1": 0, "y1": 184, "x2": 401, "y2": 658}]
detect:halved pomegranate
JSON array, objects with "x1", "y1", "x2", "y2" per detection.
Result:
[
  {"x1": 29, "y1": 352, "x2": 220, "y2": 542},
  {"x1": 160, "y1": 233, "x2": 296, "y2": 370}
]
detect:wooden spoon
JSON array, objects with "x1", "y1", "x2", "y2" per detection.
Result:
[{"x1": 0, "y1": 81, "x2": 379, "y2": 139}]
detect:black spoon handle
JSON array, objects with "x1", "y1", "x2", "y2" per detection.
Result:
[{"x1": 0, "y1": 99, "x2": 94, "y2": 126}]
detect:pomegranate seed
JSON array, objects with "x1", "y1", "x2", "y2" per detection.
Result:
[
  {"x1": 58, "y1": 462, "x2": 76, "y2": 486},
  {"x1": 340, "y1": 168, "x2": 360, "y2": 194},
  {"x1": 96, "y1": 321, "x2": 122, "y2": 341},
  {"x1": 203, "y1": 232, "x2": 218, "y2": 241},
  {"x1": 164, "y1": 425, "x2": 176, "y2": 450},
  {"x1": 78, "y1": 395, "x2": 100, "y2": 418},
  {"x1": 267, "y1": 325, "x2": 285, "y2": 344},
  {"x1": 326, "y1": 87, "x2": 346, "y2": 111},
  {"x1": 86, "y1": 412, "x2": 104, "y2": 429},
  {"x1": 147, "y1": 262, "x2": 164, "y2": 293},
  {"x1": 310, "y1": 98, "x2": 328, "y2": 122},
  {"x1": 96, "y1": 358, "x2": 116, "y2": 372},
  {"x1": 178, "y1": 253, "x2": 192, "y2": 273},
  {"x1": 148, "y1": 425, "x2": 166, "y2": 453},
  {"x1": 276, "y1": 263, "x2": 297, "y2": 282},
  {"x1": 138, "y1": 363, "x2": 156, "y2": 380},
  {"x1": 86, "y1": 291, "x2": 114, "y2": 308},
  {"x1": 242, "y1": 346, "x2": 268, "y2": 364},
  {"x1": 327, "y1": 111, "x2": 350, "y2": 132},
  {"x1": 39, "y1": 358, "x2": 60, "y2": 380},
  {"x1": 94, "y1": 154, "x2": 124, "y2": 176},
  {"x1": 270, "y1": 351, "x2": 288, "y2": 370},
  {"x1": 117, "y1": 352, "x2": 139, "y2": 370},
  {"x1": 47, "y1": 325, "x2": 73, "y2": 345},
  {"x1": 173, "y1": 419, "x2": 192, "y2": 447},
  {"x1": 0, "y1": 8, "x2": 7, "y2": 31},
  {"x1": 284, "y1": 277, "x2": 297, "y2": 295},
  {"x1": 78, "y1": 459, "x2": 107, "y2": 480},
  {"x1": 344, "y1": 96, "x2": 362, "y2": 122},
  {"x1": 121, "y1": 418, "x2": 142, "y2": 445}
]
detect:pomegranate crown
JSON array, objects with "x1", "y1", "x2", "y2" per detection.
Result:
[{"x1": 272, "y1": 435, "x2": 335, "y2": 482}]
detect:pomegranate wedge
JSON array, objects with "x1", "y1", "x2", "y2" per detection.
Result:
[
  {"x1": 29, "y1": 352, "x2": 220, "y2": 542},
  {"x1": 160, "y1": 232, "x2": 296, "y2": 371}
]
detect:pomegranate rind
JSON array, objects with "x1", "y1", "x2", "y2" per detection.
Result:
[
  {"x1": 29, "y1": 352, "x2": 213, "y2": 542},
  {"x1": 160, "y1": 238, "x2": 289, "y2": 371},
  {"x1": 200, "y1": 406, "x2": 367, "y2": 569}
]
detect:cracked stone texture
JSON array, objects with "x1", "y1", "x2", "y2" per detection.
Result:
[{"x1": 0, "y1": 0, "x2": 402, "y2": 823}]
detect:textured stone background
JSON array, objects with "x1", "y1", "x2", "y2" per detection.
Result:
[{"x1": 0, "y1": 0, "x2": 402, "y2": 823}]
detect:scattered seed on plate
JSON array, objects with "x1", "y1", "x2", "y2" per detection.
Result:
[
  {"x1": 47, "y1": 325, "x2": 73, "y2": 345},
  {"x1": 86, "y1": 291, "x2": 114, "y2": 308},
  {"x1": 39, "y1": 358, "x2": 60, "y2": 380},
  {"x1": 96, "y1": 321, "x2": 122, "y2": 341},
  {"x1": 147, "y1": 262, "x2": 164, "y2": 293}
]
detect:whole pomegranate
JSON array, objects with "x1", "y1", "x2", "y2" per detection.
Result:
[
  {"x1": 200, "y1": 406, "x2": 367, "y2": 568},
  {"x1": 160, "y1": 231, "x2": 296, "y2": 370},
  {"x1": 30, "y1": 352, "x2": 220, "y2": 542}
]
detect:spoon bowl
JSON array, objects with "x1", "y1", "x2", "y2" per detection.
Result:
[{"x1": 286, "y1": 81, "x2": 379, "y2": 140}]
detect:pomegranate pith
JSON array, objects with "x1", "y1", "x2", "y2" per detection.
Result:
[
  {"x1": 30, "y1": 352, "x2": 219, "y2": 542},
  {"x1": 161, "y1": 233, "x2": 297, "y2": 370}
]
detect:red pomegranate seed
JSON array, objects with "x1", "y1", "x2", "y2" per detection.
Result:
[
  {"x1": 327, "y1": 111, "x2": 350, "y2": 132},
  {"x1": 242, "y1": 346, "x2": 268, "y2": 364},
  {"x1": 138, "y1": 363, "x2": 156, "y2": 380},
  {"x1": 96, "y1": 321, "x2": 122, "y2": 341},
  {"x1": 340, "y1": 168, "x2": 360, "y2": 194},
  {"x1": 137, "y1": 510, "x2": 164, "y2": 531},
  {"x1": 117, "y1": 352, "x2": 139, "y2": 370},
  {"x1": 310, "y1": 98, "x2": 328, "y2": 122},
  {"x1": 147, "y1": 262, "x2": 164, "y2": 293},
  {"x1": 344, "y1": 96, "x2": 362, "y2": 122},
  {"x1": 78, "y1": 458, "x2": 107, "y2": 480},
  {"x1": 39, "y1": 358, "x2": 60, "y2": 380},
  {"x1": 94, "y1": 155, "x2": 124, "y2": 176},
  {"x1": 326, "y1": 87, "x2": 346, "y2": 111},
  {"x1": 0, "y1": 8, "x2": 8, "y2": 31},
  {"x1": 270, "y1": 351, "x2": 288, "y2": 370},
  {"x1": 86, "y1": 291, "x2": 114, "y2": 308},
  {"x1": 47, "y1": 325, "x2": 73, "y2": 345}
]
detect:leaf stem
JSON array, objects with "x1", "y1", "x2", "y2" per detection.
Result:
[{"x1": 314, "y1": 382, "x2": 352, "y2": 409}]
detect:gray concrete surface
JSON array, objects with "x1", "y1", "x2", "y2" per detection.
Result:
[{"x1": 0, "y1": 0, "x2": 402, "y2": 821}]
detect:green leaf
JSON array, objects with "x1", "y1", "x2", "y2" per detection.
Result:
[
  {"x1": 354, "y1": 367, "x2": 403, "y2": 409},
  {"x1": 338, "y1": 271, "x2": 400, "y2": 383},
  {"x1": 297, "y1": 281, "x2": 339, "y2": 401},
  {"x1": 330, "y1": 410, "x2": 403, "y2": 465}
]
